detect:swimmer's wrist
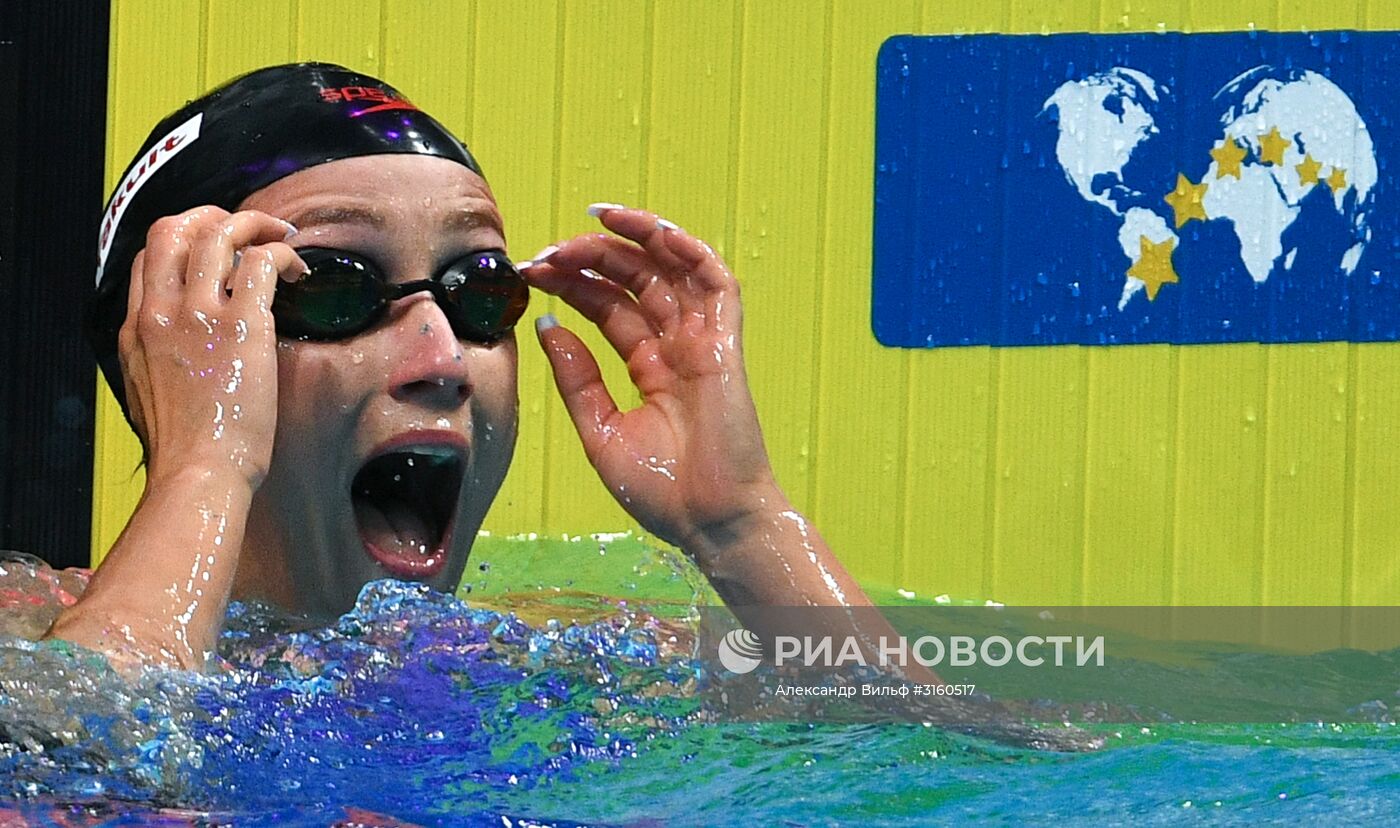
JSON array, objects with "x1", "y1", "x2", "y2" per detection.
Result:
[
  {"x1": 680, "y1": 482, "x2": 792, "y2": 570},
  {"x1": 144, "y1": 459, "x2": 262, "y2": 497}
]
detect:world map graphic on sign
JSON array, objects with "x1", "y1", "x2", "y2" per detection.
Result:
[{"x1": 873, "y1": 32, "x2": 1396, "y2": 348}]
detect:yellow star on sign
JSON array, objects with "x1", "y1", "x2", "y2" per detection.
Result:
[
  {"x1": 1210, "y1": 137, "x2": 1247, "y2": 179},
  {"x1": 1127, "y1": 235, "x2": 1179, "y2": 301},
  {"x1": 1296, "y1": 154, "x2": 1323, "y2": 186},
  {"x1": 1258, "y1": 126, "x2": 1291, "y2": 166},
  {"x1": 1326, "y1": 166, "x2": 1348, "y2": 194},
  {"x1": 1163, "y1": 173, "x2": 1209, "y2": 228}
]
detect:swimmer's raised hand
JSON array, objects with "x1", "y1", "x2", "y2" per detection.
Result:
[
  {"x1": 524, "y1": 222, "x2": 962, "y2": 715},
  {"x1": 120, "y1": 206, "x2": 307, "y2": 488},
  {"x1": 48, "y1": 207, "x2": 308, "y2": 670},
  {"x1": 520, "y1": 206, "x2": 787, "y2": 561},
  {"x1": 525, "y1": 205, "x2": 899, "y2": 675}
]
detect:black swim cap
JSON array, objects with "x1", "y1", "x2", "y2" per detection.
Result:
[{"x1": 88, "y1": 62, "x2": 485, "y2": 422}]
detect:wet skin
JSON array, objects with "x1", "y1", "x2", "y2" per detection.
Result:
[
  {"x1": 235, "y1": 156, "x2": 518, "y2": 618},
  {"x1": 38, "y1": 153, "x2": 1111, "y2": 750},
  {"x1": 47, "y1": 154, "x2": 881, "y2": 673}
]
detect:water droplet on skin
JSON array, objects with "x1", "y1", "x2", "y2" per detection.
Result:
[{"x1": 352, "y1": 352, "x2": 365, "y2": 365}]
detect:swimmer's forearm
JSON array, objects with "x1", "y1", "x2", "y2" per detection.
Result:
[
  {"x1": 45, "y1": 465, "x2": 253, "y2": 671},
  {"x1": 686, "y1": 490, "x2": 873, "y2": 610},
  {"x1": 687, "y1": 490, "x2": 942, "y2": 686}
]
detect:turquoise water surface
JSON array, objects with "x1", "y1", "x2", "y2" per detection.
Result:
[{"x1": 0, "y1": 537, "x2": 1396, "y2": 826}]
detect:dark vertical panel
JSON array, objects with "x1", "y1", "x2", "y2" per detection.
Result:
[
  {"x1": 0, "y1": 0, "x2": 108, "y2": 568},
  {"x1": 0, "y1": 6, "x2": 16, "y2": 555}
]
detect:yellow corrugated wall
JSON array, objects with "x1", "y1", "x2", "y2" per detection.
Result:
[{"x1": 93, "y1": 0, "x2": 1400, "y2": 607}]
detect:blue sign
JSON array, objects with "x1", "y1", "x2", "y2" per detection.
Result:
[{"x1": 872, "y1": 32, "x2": 1398, "y2": 347}]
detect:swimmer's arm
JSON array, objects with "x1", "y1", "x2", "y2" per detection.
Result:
[
  {"x1": 45, "y1": 465, "x2": 253, "y2": 671},
  {"x1": 681, "y1": 490, "x2": 941, "y2": 686},
  {"x1": 47, "y1": 208, "x2": 303, "y2": 672},
  {"x1": 680, "y1": 486, "x2": 871, "y2": 610},
  {"x1": 524, "y1": 206, "x2": 936, "y2": 681}
]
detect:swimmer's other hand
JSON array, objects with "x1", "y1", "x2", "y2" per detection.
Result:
[{"x1": 522, "y1": 206, "x2": 783, "y2": 559}]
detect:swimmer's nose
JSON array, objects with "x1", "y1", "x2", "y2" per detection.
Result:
[{"x1": 386, "y1": 293, "x2": 472, "y2": 408}]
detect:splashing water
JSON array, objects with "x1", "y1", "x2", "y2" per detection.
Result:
[{"x1": 1, "y1": 540, "x2": 1399, "y2": 826}]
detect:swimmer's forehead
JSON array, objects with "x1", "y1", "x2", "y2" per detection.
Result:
[
  {"x1": 239, "y1": 157, "x2": 505, "y2": 239},
  {"x1": 239, "y1": 170, "x2": 504, "y2": 250},
  {"x1": 284, "y1": 203, "x2": 503, "y2": 236}
]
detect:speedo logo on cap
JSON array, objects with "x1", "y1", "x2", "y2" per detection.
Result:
[
  {"x1": 96, "y1": 112, "x2": 203, "y2": 286},
  {"x1": 318, "y1": 85, "x2": 419, "y2": 117}
]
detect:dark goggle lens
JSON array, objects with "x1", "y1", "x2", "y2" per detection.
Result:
[
  {"x1": 439, "y1": 253, "x2": 530, "y2": 341},
  {"x1": 274, "y1": 248, "x2": 529, "y2": 342},
  {"x1": 273, "y1": 251, "x2": 381, "y2": 339}
]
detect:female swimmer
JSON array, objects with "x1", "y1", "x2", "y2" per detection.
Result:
[{"x1": 46, "y1": 63, "x2": 878, "y2": 671}]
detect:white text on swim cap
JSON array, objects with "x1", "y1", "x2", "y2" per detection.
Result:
[{"x1": 96, "y1": 112, "x2": 203, "y2": 286}]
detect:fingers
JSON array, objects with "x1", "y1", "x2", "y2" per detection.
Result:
[
  {"x1": 593, "y1": 205, "x2": 734, "y2": 294},
  {"x1": 119, "y1": 250, "x2": 152, "y2": 443},
  {"x1": 137, "y1": 207, "x2": 297, "y2": 309},
  {"x1": 121, "y1": 207, "x2": 306, "y2": 371},
  {"x1": 524, "y1": 205, "x2": 738, "y2": 334},
  {"x1": 227, "y1": 242, "x2": 308, "y2": 313},
  {"x1": 139, "y1": 206, "x2": 226, "y2": 305},
  {"x1": 125, "y1": 250, "x2": 146, "y2": 320},
  {"x1": 521, "y1": 263, "x2": 654, "y2": 360},
  {"x1": 535, "y1": 318, "x2": 622, "y2": 461},
  {"x1": 530, "y1": 235, "x2": 683, "y2": 326},
  {"x1": 186, "y1": 211, "x2": 298, "y2": 304},
  {"x1": 118, "y1": 251, "x2": 148, "y2": 375}
]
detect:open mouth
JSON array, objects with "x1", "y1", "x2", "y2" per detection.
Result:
[{"x1": 351, "y1": 445, "x2": 465, "y2": 579}]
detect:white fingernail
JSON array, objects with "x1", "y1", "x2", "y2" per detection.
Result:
[
  {"x1": 657, "y1": 218, "x2": 681, "y2": 231},
  {"x1": 587, "y1": 202, "x2": 627, "y2": 217},
  {"x1": 532, "y1": 244, "x2": 560, "y2": 262},
  {"x1": 516, "y1": 260, "x2": 536, "y2": 271},
  {"x1": 282, "y1": 222, "x2": 298, "y2": 240},
  {"x1": 535, "y1": 313, "x2": 559, "y2": 333}
]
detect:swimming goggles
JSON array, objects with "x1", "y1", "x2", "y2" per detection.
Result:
[{"x1": 273, "y1": 247, "x2": 529, "y2": 342}]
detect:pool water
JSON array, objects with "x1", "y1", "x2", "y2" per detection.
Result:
[{"x1": 1, "y1": 537, "x2": 1397, "y2": 826}]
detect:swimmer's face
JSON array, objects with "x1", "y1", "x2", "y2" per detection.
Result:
[{"x1": 235, "y1": 155, "x2": 518, "y2": 618}]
